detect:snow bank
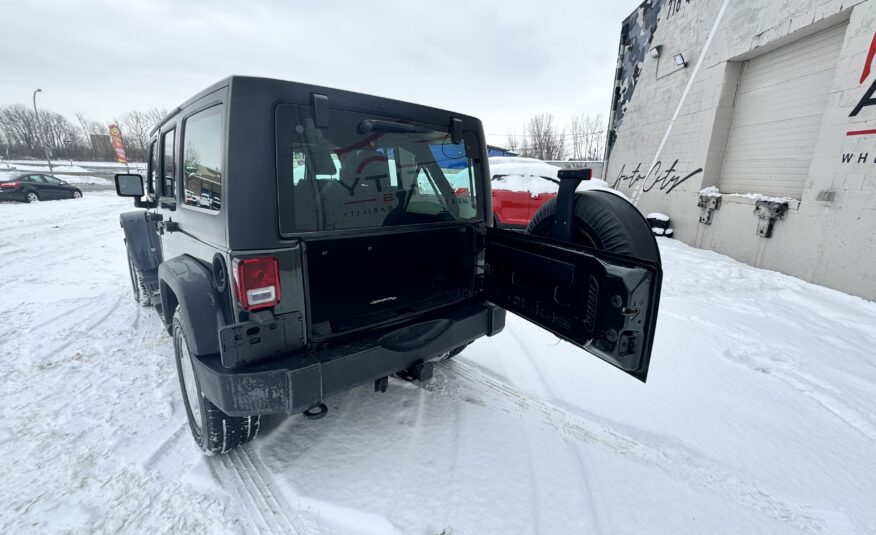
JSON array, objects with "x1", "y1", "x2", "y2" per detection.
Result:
[
  {"x1": 3, "y1": 159, "x2": 146, "y2": 169},
  {"x1": 54, "y1": 174, "x2": 111, "y2": 185},
  {"x1": 647, "y1": 212, "x2": 670, "y2": 221},
  {"x1": 3, "y1": 163, "x2": 91, "y2": 173},
  {"x1": 698, "y1": 186, "x2": 797, "y2": 204}
]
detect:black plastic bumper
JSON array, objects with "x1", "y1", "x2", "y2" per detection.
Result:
[{"x1": 193, "y1": 303, "x2": 506, "y2": 416}]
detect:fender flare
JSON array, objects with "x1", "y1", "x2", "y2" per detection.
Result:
[
  {"x1": 159, "y1": 255, "x2": 230, "y2": 356},
  {"x1": 119, "y1": 211, "x2": 161, "y2": 273}
]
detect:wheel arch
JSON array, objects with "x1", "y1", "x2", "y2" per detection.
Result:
[{"x1": 158, "y1": 255, "x2": 231, "y2": 356}]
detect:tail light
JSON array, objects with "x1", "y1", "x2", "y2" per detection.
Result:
[
  {"x1": 0, "y1": 182, "x2": 19, "y2": 188},
  {"x1": 232, "y1": 256, "x2": 281, "y2": 311}
]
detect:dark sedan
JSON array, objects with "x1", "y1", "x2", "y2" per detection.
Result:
[{"x1": 0, "y1": 174, "x2": 83, "y2": 203}]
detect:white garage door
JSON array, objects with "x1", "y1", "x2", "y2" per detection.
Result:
[{"x1": 720, "y1": 24, "x2": 846, "y2": 197}]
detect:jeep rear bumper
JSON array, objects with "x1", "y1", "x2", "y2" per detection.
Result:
[{"x1": 192, "y1": 303, "x2": 505, "y2": 416}]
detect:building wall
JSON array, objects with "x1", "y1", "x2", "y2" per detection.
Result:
[{"x1": 605, "y1": 0, "x2": 876, "y2": 300}]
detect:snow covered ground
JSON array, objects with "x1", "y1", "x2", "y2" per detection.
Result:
[{"x1": 1, "y1": 193, "x2": 875, "y2": 534}]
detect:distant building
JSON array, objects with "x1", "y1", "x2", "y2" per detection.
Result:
[
  {"x1": 605, "y1": 0, "x2": 876, "y2": 300},
  {"x1": 487, "y1": 145, "x2": 519, "y2": 157}
]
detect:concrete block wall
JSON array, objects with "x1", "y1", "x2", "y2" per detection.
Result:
[{"x1": 606, "y1": 0, "x2": 876, "y2": 300}]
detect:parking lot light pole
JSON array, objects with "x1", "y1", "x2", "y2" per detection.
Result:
[{"x1": 32, "y1": 88, "x2": 54, "y2": 174}]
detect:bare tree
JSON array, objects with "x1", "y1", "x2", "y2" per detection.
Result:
[
  {"x1": 568, "y1": 113, "x2": 606, "y2": 161},
  {"x1": 145, "y1": 107, "x2": 168, "y2": 130},
  {"x1": 505, "y1": 129, "x2": 520, "y2": 154},
  {"x1": 0, "y1": 105, "x2": 42, "y2": 152},
  {"x1": 521, "y1": 114, "x2": 565, "y2": 161},
  {"x1": 119, "y1": 110, "x2": 152, "y2": 161}
]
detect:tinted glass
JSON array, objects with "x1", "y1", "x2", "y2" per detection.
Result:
[
  {"x1": 161, "y1": 129, "x2": 176, "y2": 198},
  {"x1": 276, "y1": 104, "x2": 480, "y2": 233},
  {"x1": 29, "y1": 175, "x2": 46, "y2": 183},
  {"x1": 182, "y1": 105, "x2": 223, "y2": 211},
  {"x1": 148, "y1": 140, "x2": 158, "y2": 196},
  {"x1": 43, "y1": 176, "x2": 62, "y2": 184}
]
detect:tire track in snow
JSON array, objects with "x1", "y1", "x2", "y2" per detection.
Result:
[
  {"x1": 443, "y1": 360, "x2": 831, "y2": 533},
  {"x1": 236, "y1": 448, "x2": 302, "y2": 533},
  {"x1": 722, "y1": 346, "x2": 876, "y2": 444},
  {"x1": 482, "y1": 333, "x2": 603, "y2": 534},
  {"x1": 209, "y1": 447, "x2": 301, "y2": 534},
  {"x1": 230, "y1": 443, "x2": 406, "y2": 535}
]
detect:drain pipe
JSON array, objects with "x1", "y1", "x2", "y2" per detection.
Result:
[{"x1": 631, "y1": 0, "x2": 732, "y2": 206}]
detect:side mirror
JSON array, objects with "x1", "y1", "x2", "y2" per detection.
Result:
[{"x1": 115, "y1": 173, "x2": 144, "y2": 197}]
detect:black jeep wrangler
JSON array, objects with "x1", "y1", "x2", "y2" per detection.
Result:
[{"x1": 114, "y1": 76, "x2": 661, "y2": 455}]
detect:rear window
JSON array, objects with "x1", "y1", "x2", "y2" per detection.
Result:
[{"x1": 276, "y1": 104, "x2": 481, "y2": 233}]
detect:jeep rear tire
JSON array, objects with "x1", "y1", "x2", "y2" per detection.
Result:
[
  {"x1": 172, "y1": 308, "x2": 260, "y2": 455},
  {"x1": 527, "y1": 191, "x2": 660, "y2": 263},
  {"x1": 127, "y1": 252, "x2": 152, "y2": 306}
]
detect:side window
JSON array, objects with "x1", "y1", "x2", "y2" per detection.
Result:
[
  {"x1": 161, "y1": 129, "x2": 176, "y2": 198},
  {"x1": 43, "y1": 176, "x2": 62, "y2": 185},
  {"x1": 148, "y1": 140, "x2": 158, "y2": 195},
  {"x1": 29, "y1": 175, "x2": 47, "y2": 183},
  {"x1": 182, "y1": 105, "x2": 224, "y2": 211}
]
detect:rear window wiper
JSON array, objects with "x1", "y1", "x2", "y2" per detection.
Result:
[{"x1": 358, "y1": 119, "x2": 430, "y2": 135}]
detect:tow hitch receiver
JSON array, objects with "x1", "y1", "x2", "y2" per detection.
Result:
[{"x1": 397, "y1": 360, "x2": 434, "y2": 382}]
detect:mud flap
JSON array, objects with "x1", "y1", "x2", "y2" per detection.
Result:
[{"x1": 484, "y1": 228, "x2": 661, "y2": 382}]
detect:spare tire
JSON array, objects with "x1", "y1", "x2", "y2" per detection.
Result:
[{"x1": 527, "y1": 191, "x2": 660, "y2": 264}]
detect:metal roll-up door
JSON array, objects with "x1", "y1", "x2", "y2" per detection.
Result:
[{"x1": 720, "y1": 24, "x2": 846, "y2": 197}]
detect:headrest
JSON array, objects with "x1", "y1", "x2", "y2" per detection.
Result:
[{"x1": 340, "y1": 149, "x2": 391, "y2": 189}]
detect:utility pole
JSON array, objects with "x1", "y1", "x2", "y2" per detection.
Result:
[{"x1": 32, "y1": 88, "x2": 54, "y2": 174}]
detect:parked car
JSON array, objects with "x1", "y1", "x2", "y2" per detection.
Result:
[
  {"x1": 489, "y1": 157, "x2": 617, "y2": 229},
  {"x1": 114, "y1": 76, "x2": 662, "y2": 455},
  {"x1": 0, "y1": 173, "x2": 83, "y2": 203}
]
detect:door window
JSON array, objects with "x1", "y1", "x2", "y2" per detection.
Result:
[
  {"x1": 29, "y1": 175, "x2": 47, "y2": 183},
  {"x1": 42, "y1": 176, "x2": 62, "y2": 185},
  {"x1": 148, "y1": 140, "x2": 158, "y2": 196},
  {"x1": 182, "y1": 105, "x2": 224, "y2": 211},
  {"x1": 161, "y1": 129, "x2": 176, "y2": 198}
]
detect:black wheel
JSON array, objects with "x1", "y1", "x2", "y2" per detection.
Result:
[
  {"x1": 127, "y1": 251, "x2": 152, "y2": 306},
  {"x1": 24, "y1": 191, "x2": 39, "y2": 203},
  {"x1": 527, "y1": 191, "x2": 660, "y2": 263},
  {"x1": 173, "y1": 307, "x2": 260, "y2": 455}
]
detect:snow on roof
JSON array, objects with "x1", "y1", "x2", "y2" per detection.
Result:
[{"x1": 488, "y1": 156, "x2": 626, "y2": 199}]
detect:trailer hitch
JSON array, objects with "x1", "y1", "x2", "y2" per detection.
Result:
[{"x1": 552, "y1": 168, "x2": 592, "y2": 243}]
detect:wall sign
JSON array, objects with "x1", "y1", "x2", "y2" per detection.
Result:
[
  {"x1": 612, "y1": 159, "x2": 703, "y2": 195},
  {"x1": 848, "y1": 32, "x2": 876, "y2": 135}
]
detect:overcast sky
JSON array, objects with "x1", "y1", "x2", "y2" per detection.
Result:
[{"x1": 0, "y1": 0, "x2": 638, "y2": 146}]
